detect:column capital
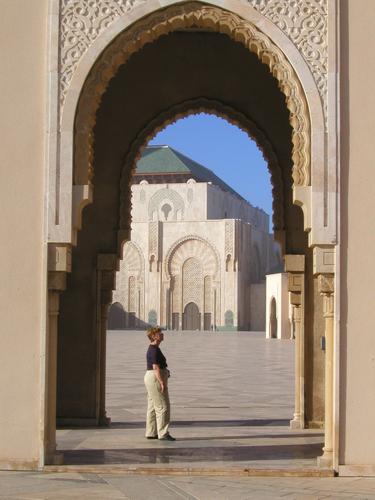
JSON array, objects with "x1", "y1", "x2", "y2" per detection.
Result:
[
  {"x1": 48, "y1": 243, "x2": 72, "y2": 273},
  {"x1": 317, "y1": 273, "x2": 334, "y2": 296},
  {"x1": 288, "y1": 273, "x2": 304, "y2": 294},
  {"x1": 48, "y1": 271, "x2": 67, "y2": 291},
  {"x1": 284, "y1": 254, "x2": 305, "y2": 273},
  {"x1": 290, "y1": 292, "x2": 302, "y2": 307},
  {"x1": 313, "y1": 245, "x2": 335, "y2": 275}
]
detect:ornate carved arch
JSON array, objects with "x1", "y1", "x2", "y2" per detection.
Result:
[
  {"x1": 120, "y1": 239, "x2": 145, "y2": 276},
  {"x1": 165, "y1": 235, "x2": 220, "y2": 281},
  {"x1": 119, "y1": 98, "x2": 285, "y2": 239},
  {"x1": 74, "y1": 1, "x2": 310, "y2": 192}
]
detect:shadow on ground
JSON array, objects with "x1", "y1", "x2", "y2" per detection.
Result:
[{"x1": 62, "y1": 443, "x2": 324, "y2": 465}]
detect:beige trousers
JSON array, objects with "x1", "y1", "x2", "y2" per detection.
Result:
[{"x1": 144, "y1": 369, "x2": 170, "y2": 438}]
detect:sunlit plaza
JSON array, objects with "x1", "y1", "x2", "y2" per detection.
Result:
[{"x1": 56, "y1": 330, "x2": 322, "y2": 470}]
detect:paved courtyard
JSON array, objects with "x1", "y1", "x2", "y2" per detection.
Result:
[
  {"x1": 2, "y1": 331, "x2": 375, "y2": 498},
  {"x1": 58, "y1": 330, "x2": 324, "y2": 470}
]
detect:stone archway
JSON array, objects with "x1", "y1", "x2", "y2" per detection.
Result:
[
  {"x1": 46, "y1": 0, "x2": 337, "y2": 470},
  {"x1": 66, "y1": 2, "x2": 317, "y2": 245}
]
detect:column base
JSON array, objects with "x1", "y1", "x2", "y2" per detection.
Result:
[
  {"x1": 317, "y1": 451, "x2": 333, "y2": 469},
  {"x1": 45, "y1": 450, "x2": 64, "y2": 466},
  {"x1": 290, "y1": 415, "x2": 303, "y2": 429},
  {"x1": 99, "y1": 415, "x2": 111, "y2": 427}
]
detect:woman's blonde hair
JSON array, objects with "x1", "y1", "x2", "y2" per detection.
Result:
[{"x1": 147, "y1": 326, "x2": 162, "y2": 341}]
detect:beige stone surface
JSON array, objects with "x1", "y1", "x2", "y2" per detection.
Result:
[
  {"x1": 1, "y1": 0, "x2": 375, "y2": 474},
  {"x1": 0, "y1": 0, "x2": 49, "y2": 468},
  {"x1": 339, "y1": 0, "x2": 375, "y2": 465}
]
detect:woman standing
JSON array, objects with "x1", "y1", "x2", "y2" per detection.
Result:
[{"x1": 144, "y1": 326, "x2": 176, "y2": 441}]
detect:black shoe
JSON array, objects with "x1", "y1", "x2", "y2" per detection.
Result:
[
  {"x1": 159, "y1": 433, "x2": 176, "y2": 441},
  {"x1": 146, "y1": 435, "x2": 158, "y2": 439}
]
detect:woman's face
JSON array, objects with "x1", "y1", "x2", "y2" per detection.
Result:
[{"x1": 155, "y1": 331, "x2": 164, "y2": 343}]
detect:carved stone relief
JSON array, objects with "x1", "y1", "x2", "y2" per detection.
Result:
[
  {"x1": 70, "y1": 3, "x2": 311, "y2": 191},
  {"x1": 148, "y1": 187, "x2": 185, "y2": 221},
  {"x1": 182, "y1": 257, "x2": 203, "y2": 309},
  {"x1": 60, "y1": 0, "x2": 146, "y2": 108},
  {"x1": 60, "y1": 0, "x2": 327, "y2": 117},
  {"x1": 247, "y1": 0, "x2": 327, "y2": 117}
]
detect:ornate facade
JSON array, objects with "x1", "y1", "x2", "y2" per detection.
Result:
[{"x1": 110, "y1": 146, "x2": 281, "y2": 330}]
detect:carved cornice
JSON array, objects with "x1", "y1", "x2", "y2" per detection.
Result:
[
  {"x1": 60, "y1": 0, "x2": 327, "y2": 119},
  {"x1": 74, "y1": 2, "x2": 311, "y2": 191},
  {"x1": 119, "y1": 98, "x2": 285, "y2": 236}
]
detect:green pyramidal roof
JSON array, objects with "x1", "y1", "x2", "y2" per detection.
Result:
[{"x1": 136, "y1": 145, "x2": 243, "y2": 199}]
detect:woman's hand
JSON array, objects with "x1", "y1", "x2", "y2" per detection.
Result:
[{"x1": 153, "y1": 364, "x2": 165, "y2": 393}]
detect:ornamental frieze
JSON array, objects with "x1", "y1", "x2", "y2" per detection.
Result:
[{"x1": 59, "y1": 0, "x2": 328, "y2": 118}]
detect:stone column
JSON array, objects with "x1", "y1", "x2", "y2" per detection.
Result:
[
  {"x1": 97, "y1": 254, "x2": 118, "y2": 426},
  {"x1": 45, "y1": 244, "x2": 71, "y2": 465},
  {"x1": 285, "y1": 254, "x2": 305, "y2": 430},
  {"x1": 317, "y1": 273, "x2": 334, "y2": 468},
  {"x1": 312, "y1": 246, "x2": 335, "y2": 468}
]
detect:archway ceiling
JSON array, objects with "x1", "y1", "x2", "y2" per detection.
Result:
[
  {"x1": 93, "y1": 31, "x2": 295, "y2": 237},
  {"x1": 96, "y1": 30, "x2": 291, "y2": 176}
]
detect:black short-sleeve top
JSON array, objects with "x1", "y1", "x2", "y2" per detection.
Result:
[{"x1": 146, "y1": 344, "x2": 167, "y2": 370}]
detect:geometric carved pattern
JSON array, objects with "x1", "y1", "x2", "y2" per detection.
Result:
[
  {"x1": 60, "y1": 0, "x2": 327, "y2": 120},
  {"x1": 204, "y1": 275, "x2": 212, "y2": 314},
  {"x1": 59, "y1": 0, "x2": 146, "y2": 109},
  {"x1": 121, "y1": 241, "x2": 143, "y2": 276},
  {"x1": 182, "y1": 257, "x2": 202, "y2": 309},
  {"x1": 167, "y1": 237, "x2": 218, "y2": 281},
  {"x1": 128, "y1": 275, "x2": 136, "y2": 311},
  {"x1": 225, "y1": 220, "x2": 235, "y2": 258},
  {"x1": 74, "y1": 2, "x2": 312, "y2": 194},
  {"x1": 148, "y1": 221, "x2": 160, "y2": 263},
  {"x1": 148, "y1": 188, "x2": 184, "y2": 221},
  {"x1": 113, "y1": 240, "x2": 143, "y2": 309},
  {"x1": 247, "y1": 0, "x2": 327, "y2": 119}
]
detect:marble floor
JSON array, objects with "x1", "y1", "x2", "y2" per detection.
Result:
[{"x1": 56, "y1": 330, "x2": 325, "y2": 472}]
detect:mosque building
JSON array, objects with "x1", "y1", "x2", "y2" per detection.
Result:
[{"x1": 109, "y1": 145, "x2": 282, "y2": 331}]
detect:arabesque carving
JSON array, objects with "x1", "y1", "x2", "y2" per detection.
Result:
[
  {"x1": 74, "y1": 2, "x2": 311, "y2": 196},
  {"x1": 60, "y1": 0, "x2": 327, "y2": 118},
  {"x1": 60, "y1": 0, "x2": 146, "y2": 108},
  {"x1": 247, "y1": 0, "x2": 327, "y2": 118},
  {"x1": 118, "y1": 98, "x2": 285, "y2": 240}
]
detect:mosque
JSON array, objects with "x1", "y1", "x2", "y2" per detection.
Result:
[{"x1": 109, "y1": 145, "x2": 282, "y2": 331}]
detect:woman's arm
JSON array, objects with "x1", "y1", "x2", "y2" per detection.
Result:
[{"x1": 152, "y1": 364, "x2": 165, "y2": 393}]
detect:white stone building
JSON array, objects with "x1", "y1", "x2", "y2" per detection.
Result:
[{"x1": 110, "y1": 145, "x2": 281, "y2": 330}]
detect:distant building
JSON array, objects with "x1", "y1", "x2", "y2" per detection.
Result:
[{"x1": 109, "y1": 146, "x2": 281, "y2": 330}]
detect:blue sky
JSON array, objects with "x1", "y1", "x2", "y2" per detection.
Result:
[{"x1": 149, "y1": 113, "x2": 272, "y2": 218}]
